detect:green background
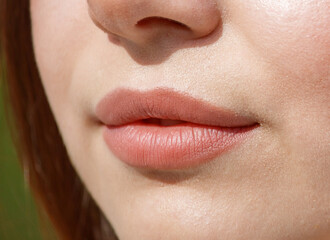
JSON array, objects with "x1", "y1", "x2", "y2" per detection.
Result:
[{"x1": 0, "y1": 83, "x2": 43, "y2": 239}]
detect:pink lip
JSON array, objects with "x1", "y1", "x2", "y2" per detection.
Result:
[{"x1": 96, "y1": 88, "x2": 258, "y2": 170}]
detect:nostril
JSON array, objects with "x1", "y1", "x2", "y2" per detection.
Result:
[
  {"x1": 88, "y1": 0, "x2": 221, "y2": 47},
  {"x1": 136, "y1": 16, "x2": 190, "y2": 30}
]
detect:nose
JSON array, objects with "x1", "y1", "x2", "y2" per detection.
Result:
[{"x1": 87, "y1": 0, "x2": 221, "y2": 46}]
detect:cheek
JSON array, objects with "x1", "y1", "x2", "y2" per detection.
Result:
[
  {"x1": 229, "y1": 0, "x2": 330, "y2": 129},
  {"x1": 30, "y1": 0, "x2": 92, "y2": 108},
  {"x1": 232, "y1": 0, "x2": 329, "y2": 79},
  {"x1": 228, "y1": 0, "x2": 330, "y2": 169}
]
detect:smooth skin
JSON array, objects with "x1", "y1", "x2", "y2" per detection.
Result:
[{"x1": 31, "y1": 0, "x2": 329, "y2": 239}]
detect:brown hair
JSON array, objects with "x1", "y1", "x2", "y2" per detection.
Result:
[{"x1": 0, "y1": 1, "x2": 118, "y2": 239}]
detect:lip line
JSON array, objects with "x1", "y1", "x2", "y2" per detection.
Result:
[{"x1": 95, "y1": 87, "x2": 257, "y2": 128}]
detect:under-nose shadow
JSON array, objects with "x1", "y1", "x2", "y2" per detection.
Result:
[{"x1": 109, "y1": 21, "x2": 223, "y2": 66}]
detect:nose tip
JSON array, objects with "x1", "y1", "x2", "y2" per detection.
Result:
[{"x1": 88, "y1": 0, "x2": 221, "y2": 46}]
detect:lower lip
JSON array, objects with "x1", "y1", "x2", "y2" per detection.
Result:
[{"x1": 103, "y1": 121, "x2": 256, "y2": 170}]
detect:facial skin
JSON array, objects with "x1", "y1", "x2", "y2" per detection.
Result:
[{"x1": 31, "y1": 0, "x2": 329, "y2": 239}]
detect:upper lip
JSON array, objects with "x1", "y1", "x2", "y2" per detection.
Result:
[{"x1": 95, "y1": 88, "x2": 256, "y2": 127}]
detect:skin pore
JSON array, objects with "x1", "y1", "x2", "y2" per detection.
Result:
[{"x1": 30, "y1": 0, "x2": 329, "y2": 239}]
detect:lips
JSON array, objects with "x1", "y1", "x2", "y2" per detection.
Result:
[{"x1": 96, "y1": 88, "x2": 258, "y2": 170}]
